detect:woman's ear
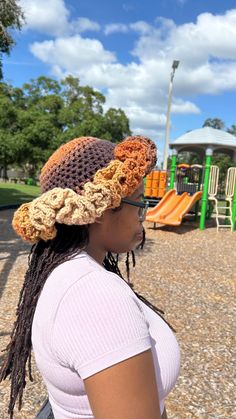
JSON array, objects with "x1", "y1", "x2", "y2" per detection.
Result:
[
  {"x1": 94, "y1": 210, "x2": 109, "y2": 224},
  {"x1": 94, "y1": 216, "x2": 104, "y2": 224},
  {"x1": 95, "y1": 208, "x2": 115, "y2": 224}
]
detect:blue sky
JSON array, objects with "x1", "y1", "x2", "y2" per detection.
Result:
[{"x1": 3, "y1": 0, "x2": 236, "y2": 161}]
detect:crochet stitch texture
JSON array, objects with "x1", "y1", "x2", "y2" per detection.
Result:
[
  {"x1": 40, "y1": 137, "x2": 115, "y2": 194},
  {"x1": 12, "y1": 136, "x2": 157, "y2": 243}
]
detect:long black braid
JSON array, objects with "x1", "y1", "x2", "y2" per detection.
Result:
[{"x1": 0, "y1": 224, "x2": 174, "y2": 418}]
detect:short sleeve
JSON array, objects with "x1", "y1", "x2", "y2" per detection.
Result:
[{"x1": 52, "y1": 270, "x2": 152, "y2": 379}]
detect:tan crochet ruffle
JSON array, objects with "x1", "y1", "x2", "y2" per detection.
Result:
[{"x1": 12, "y1": 136, "x2": 157, "y2": 243}]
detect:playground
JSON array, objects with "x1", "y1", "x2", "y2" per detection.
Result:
[
  {"x1": 0, "y1": 208, "x2": 235, "y2": 418},
  {"x1": 145, "y1": 127, "x2": 236, "y2": 232}
]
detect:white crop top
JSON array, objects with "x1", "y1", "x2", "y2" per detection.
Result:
[{"x1": 32, "y1": 252, "x2": 180, "y2": 418}]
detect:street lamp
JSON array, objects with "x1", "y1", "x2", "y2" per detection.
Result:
[{"x1": 163, "y1": 60, "x2": 180, "y2": 171}]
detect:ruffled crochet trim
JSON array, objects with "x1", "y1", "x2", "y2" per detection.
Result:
[{"x1": 12, "y1": 135, "x2": 157, "y2": 243}]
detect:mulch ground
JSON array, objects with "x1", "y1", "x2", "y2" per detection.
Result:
[{"x1": 0, "y1": 209, "x2": 235, "y2": 418}]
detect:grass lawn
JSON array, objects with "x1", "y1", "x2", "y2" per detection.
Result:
[{"x1": 0, "y1": 182, "x2": 40, "y2": 205}]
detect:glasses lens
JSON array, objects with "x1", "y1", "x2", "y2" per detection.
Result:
[
  {"x1": 139, "y1": 203, "x2": 147, "y2": 221},
  {"x1": 139, "y1": 207, "x2": 143, "y2": 220},
  {"x1": 141, "y1": 201, "x2": 149, "y2": 221}
]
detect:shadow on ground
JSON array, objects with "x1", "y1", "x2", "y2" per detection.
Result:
[
  {"x1": 146, "y1": 217, "x2": 217, "y2": 235},
  {"x1": 0, "y1": 187, "x2": 39, "y2": 206},
  {"x1": 0, "y1": 210, "x2": 30, "y2": 300}
]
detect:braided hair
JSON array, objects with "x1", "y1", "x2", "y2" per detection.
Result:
[{"x1": 0, "y1": 223, "x2": 174, "y2": 418}]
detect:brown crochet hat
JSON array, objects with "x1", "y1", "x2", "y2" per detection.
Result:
[
  {"x1": 12, "y1": 135, "x2": 157, "y2": 243},
  {"x1": 40, "y1": 137, "x2": 115, "y2": 194}
]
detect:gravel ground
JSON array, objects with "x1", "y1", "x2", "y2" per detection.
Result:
[{"x1": 0, "y1": 209, "x2": 235, "y2": 418}]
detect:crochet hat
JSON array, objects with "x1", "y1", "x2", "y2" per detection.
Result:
[
  {"x1": 40, "y1": 137, "x2": 115, "y2": 194},
  {"x1": 12, "y1": 135, "x2": 157, "y2": 243}
]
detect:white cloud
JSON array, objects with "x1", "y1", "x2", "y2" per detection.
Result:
[
  {"x1": 30, "y1": 36, "x2": 116, "y2": 71},
  {"x1": 29, "y1": 9, "x2": 236, "y2": 144},
  {"x1": 104, "y1": 24, "x2": 129, "y2": 35},
  {"x1": 134, "y1": 10, "x2": 236, "y2": 64},
  {"x1": 104, "y1": 21, "x2": 152, "y2": 36},
  {"x1": 172, "y1": 100, "x2": 200, "y2": 114},
  {"x1": 122, "y1": 106, "x2": 166, "y2": 130},
  {"x1": 122, "y1": 3, "x2": 134, "y2": 12},
  {"x1": 129, "y1": 21, "x2": 153, "y2": 35},
  {"x1": 132, "y1": 10, "x2": 236, "y2": 95},
  {"x1": 20, "y1": 0, "x2": 69, "y2": 36},
  {"x1": 20, "y1": 0, "x2": 100, "y2": 36},
  {"x1": 71, "y1": 18, "x2": 100, "y2": 33}
]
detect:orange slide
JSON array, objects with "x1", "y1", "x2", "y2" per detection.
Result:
[{"x1": 146, "y1": 189, "x2": 202, "y2": 226}]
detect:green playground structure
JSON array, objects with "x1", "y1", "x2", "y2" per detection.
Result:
[
  {"x1": 207, "y1": 166, "x2": 236, "y2": 231},
  {"x1": 145, "y1": 127, "x2": 236, "y2": 231},
  {"x1": 169, "y1": 127, "x2": 236, "y2": 231}
]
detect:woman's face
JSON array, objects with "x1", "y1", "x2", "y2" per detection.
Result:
[{"x1": 89, "y1": 181, "x2": 145, "y2": 255}]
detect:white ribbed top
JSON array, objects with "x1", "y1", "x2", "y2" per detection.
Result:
[{"x1": 32, "y1": 252, "x2": 180, "y2": 418}]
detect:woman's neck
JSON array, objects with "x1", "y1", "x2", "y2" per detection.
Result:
[{"x1": 85, "y1": 244, "x2": 106, "y2": 266}]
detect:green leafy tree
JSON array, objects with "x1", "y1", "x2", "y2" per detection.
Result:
[
  {"x1": 0, "y1": 0, "x2": 24, "y2": 79},
  {"x1": 0, "y1": 76, "x2": 132, "y2": 179},
  {"x1": 61, "y1": 76, "x2": 105, "y2": 111},
  {"x1": 59, "y1": 76, "x2": 131, "y2": 143},
  {"x1": 59, "y1": 76, "x2": 105, "y2": 139},
  {"x1": 177, "y1": 151, "x2": 201, "y2": 166},
  {"x1": 212, "y1": 153, "x2": 236, "y2": 190},
  {"x1": 203, "y1": 118, "x2": 225, "y2": 130},
  {"x1": 16, "y1": 78, "x2": 64, "y2": 176},
  {"x1": 0, "y1": 82, "x2": 20, "y2": 177},
  {"x1": 227, "y1": 125, "x2": 236, "y2": 137},
  {"x1": 201, "y1": 118, "x2": 236, "y2": 177},
  {"x1": 103, "y1": 108, "x2": 131, "y2": 141},
  {"x1": 23, "y1": 76, "x2": 61, "y2": 97},
  {"x1": 0, "y1": 79, "x2": 63, "y2": 178},
  {"x1": 15, "y1": 109, "x2": 62, "y2": 177}
]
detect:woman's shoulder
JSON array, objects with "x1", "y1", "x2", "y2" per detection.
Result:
[
  {"x1": 34, "y1": 252, "x2": 143, "y2": 344},
  {"x1": 49, "y1": 254, "x2": 151, "y2": 375},
  {"x1": 44, "y1": 251, "x2": 135, "y2": 304}
]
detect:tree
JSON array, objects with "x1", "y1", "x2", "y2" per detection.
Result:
[
  {"x1": 15, "y1": 78, "x2": 64, "y2": 176},
  {"x1": 0, "y1": 79, "x2": 64, "y2": 178},
  {"x1": 59, "y1": 76, "x2": 105, "y2": 142},
  {"x1": 103, "y1": 108, "x2": 131, "y2": 141},
  {"x1": 15, "y1": 109, "x2": 62, "y2": 176},
  {"x1": 0, "y1": 0, "x2": 24, "y2": 79},
  {"x1": 202, "y1": 118, "x2": 225, "y2": 130},
  {"x1": 0, "y1": 82, "x2": 20, "y2": 177},
  {"x1": 0, "y1": 76, "x2": 132, "y2": 179},
  {"x1": 176, "y1": 151, "x2": 201, "y2": 166},
  {"x1": 227, "y1": 125, "x2": 236, "y2": 137},
  {"x1": 212, "y1": 153, "x2": 236, "y2": 188},
  {"x1": 59, "y1": 76, "x2": 131, "y2": 143}
]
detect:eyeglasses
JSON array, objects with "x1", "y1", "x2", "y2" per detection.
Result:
[{"x1": 121, "y1": 198, "x2": 149, "y2": 221}]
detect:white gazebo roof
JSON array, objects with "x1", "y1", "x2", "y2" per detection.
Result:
[
  {"x1": 171, "y1": 127, "x2": 236, "y2": 147},
  {"x1": 170, "y1": 127, "x2": 236, "y2": 159}
]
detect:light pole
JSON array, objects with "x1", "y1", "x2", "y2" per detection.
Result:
[{"x1": 163, "y1": 60, "x2": 180, "y2": 171}]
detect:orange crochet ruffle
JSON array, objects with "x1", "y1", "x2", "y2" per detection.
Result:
[{"x1": 12, "y1": 135, "x2": 157, "y2": 243}]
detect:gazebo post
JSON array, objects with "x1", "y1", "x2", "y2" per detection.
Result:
[
  {"x1": 199, "y1": 147, "x2": 213, "y2": 230},
  {"x1": 232, "y1": 180, "x2": 236, "y2": 231},
  {"x1": 169, "y1": 148, "x2": 177, "y2": 190},
  {"x1": 194, "y1": 166, "x2": 203, "y2": 221},
  {"x1": 231, "y1": 151, "x2": 236, "y2": 231}
]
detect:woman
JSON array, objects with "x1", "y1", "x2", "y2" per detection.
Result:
[{"x1": 0, "y1": 135, "x2": 180, "y2": 418}]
